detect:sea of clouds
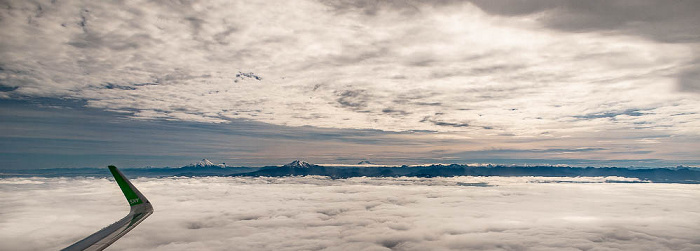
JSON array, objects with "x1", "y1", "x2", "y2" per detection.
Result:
[{"x1": 1, "y1": 176, "x2": 699, "y2": 250}]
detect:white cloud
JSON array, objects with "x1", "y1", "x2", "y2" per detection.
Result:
[
  {"x1": 1, "y1": 0, "x2": 698, "y2": 138},
  {"x1": 1, "y1": 176, "x2": 699, "y2": 250}
]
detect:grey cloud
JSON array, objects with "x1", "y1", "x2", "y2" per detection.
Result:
[
  {"x1": 2, "y1": 176, "x2": 699, "y2": 250},
  {"x1": 432, "y1": 121, "x2": 469, "y2": 128},
  {"x1": 463, "y1": 147, "x2": 608, "y2": 154},
  {"x1": 468, "y1": 0, "x2": 700, "y2": 43},
  {"x1": 212, "y1": 27, "x2": 238, "y2": 45},
  {"x1": 68, "y1": 32, "x2": 145, "y2": 51},
  {"x1": 429, "y1": 64, "x2": 525, "y2": 80},
  {"x1": 185, "y1": 16, "x2": 205, "y2": 35},
  {"x1": 468, "y1": 64, "x2": 524, "y2": 75},
  {"x1": 574, "y1": 109, "x2": 646, "y2": 120},
  {"x1": 544, "y1": 147, "x2": 607, "y2": 153},
  {"x1": 322, "y1": 0, "x2": 700, "y2": 43},
  {"x1": 678, "y1": 63, "x2": 700, "y2": 93},
  {"x1": 466, "y1": 0, "x2": 700, "y2": 95},
  {"x1": 320, "y1": 0, "x2": 421, "y2": 16},
  {"x1": 392, "y1": 91, "x2": 440, "y2": 105},
  {"x1": 381, "y1": 108, "x2": 410, "y2": 116},
  {"x1": 336, "y1": 89, "x2": 371, "y2": 110},
  {"x1": 0, "y1": 85, "x2": 19, "y2": 92},
  {"x1": 421, "y1": 116, "x2": 470, "y2": 128},
  {"x1": 325, "y1": 0, "x2": 700, "y2": 95},
  {"x1": 103, "y1": 83, "x2": 137, "y2": 90},
  {"x1": 331, "y1": 46, "x2": 391, "y2": 65},
  {"x1": 154, "y1": 71, "x2": 210, "y2": 83},
  {"x1": 414, "y1": 102, "x2": 441, "y2": 106},
  {"x1": 404, "y1": 56, "x2": 437, "y2": 67},
  {"x1": 611, "y1": 150, "x2": 654, "y2": 155}
]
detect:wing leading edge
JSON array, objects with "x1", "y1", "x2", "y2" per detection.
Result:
[{"x1": 62, "y1": 165, "x2": 154, "y2": 251}]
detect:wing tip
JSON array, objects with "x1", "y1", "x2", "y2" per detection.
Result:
[
  {"x1": 61, "y1": 165, "x2": 154, "y2": 251},
  {"x1": 108, "y1": 165, "x2": 150, "y2": 207}
]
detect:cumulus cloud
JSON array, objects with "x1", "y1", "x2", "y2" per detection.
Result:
[
  {"x1": 0, "y1": 0, "x2": 698, "y2": 138},
  {"x1": 1, "y1": 176, "x2": 699, "y2": 250}
]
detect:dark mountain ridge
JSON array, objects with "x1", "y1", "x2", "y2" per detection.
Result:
[
  {"x1": 2, "y1": 161, "x2": 698, "y2": 183},
  {"x1": 232, "y1": 162, "x2": 699, "y2": 183}
]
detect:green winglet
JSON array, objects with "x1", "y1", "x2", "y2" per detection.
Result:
[{"x1": 108, "y1": 165, "x2": 143, "y2": 206}]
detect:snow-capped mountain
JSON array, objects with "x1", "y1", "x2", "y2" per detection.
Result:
[
  {"x1": 187, "y1": 159, "x2": 225, "y2": 168},
  {"x1": 283, "y1": 160, "x2": 315, "y2": 168}
]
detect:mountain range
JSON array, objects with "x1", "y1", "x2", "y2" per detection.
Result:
[{"x1": 2, "y1": 160, "x2": 699, "y2": 184}]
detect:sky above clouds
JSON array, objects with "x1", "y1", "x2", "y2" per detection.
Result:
[
  {"x1": 2, "y1": 176, "x2": 699, "y2": 250},
  {"x1": 1, "y1": 0, "x2": 699, "y2": 168}
]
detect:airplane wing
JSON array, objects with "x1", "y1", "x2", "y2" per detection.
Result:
[{"x1": 62, "y1": 165, "x2": 154, "y2": 251}]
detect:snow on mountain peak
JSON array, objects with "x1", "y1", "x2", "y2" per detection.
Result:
[
  {"x1": 284, "y1": 160, "x2": 314, "y2": 168},
  {"x1": 199, "y1": 159, "x2": 215, "y2": 166},
  {"x1": 188, "y1": 159, "x2": 225, "y2": 168}
]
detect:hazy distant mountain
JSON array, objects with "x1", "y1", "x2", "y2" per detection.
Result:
[{"x1": 357, "y1": 160, "x2": 373, "y2": 165}]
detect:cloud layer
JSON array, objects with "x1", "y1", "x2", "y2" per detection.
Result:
[
  {"x1": 1, "y1": 176, "x2": 699, "y2": 250},
  {"x1": 1, "y1": 0, "x2": 699, "y2": 137}
]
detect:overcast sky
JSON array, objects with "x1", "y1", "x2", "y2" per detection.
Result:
[{"x1": 1, "y1": 0, "x2": 699, "y2": 169}]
